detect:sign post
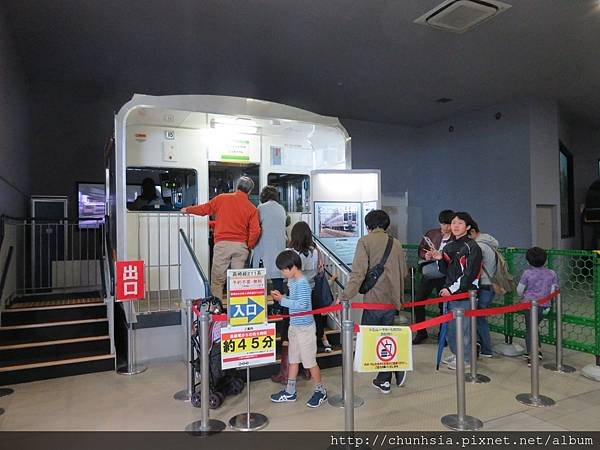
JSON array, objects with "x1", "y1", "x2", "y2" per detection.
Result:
[
  {"x1": 226, "y1": 268, "x2": 270, "y2": 431},
  {"x1": 115, "y1": 260, "x2": 147, "y2": 375}
]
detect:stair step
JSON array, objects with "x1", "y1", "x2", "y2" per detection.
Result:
[
  {"x1": 0, "y1": 354, "x2": 115, "y2": 386},
  {"x1": 0, "y1": 319, "x2": 109, "y2": 345},
  {"x1": 1, "y1": 303, "x2": 107, "y2": 326},
  {"x1": 0, "y1": 336, "x2": 111, "y2": 367}
]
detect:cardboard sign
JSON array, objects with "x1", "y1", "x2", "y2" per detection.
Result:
[
  {"x1": 220, "y1": 323, "x2": 276, "y2": 370},
  {"x1": 115, "y1": 260, "x2": 145, "y2": 301},
  {"x1": 354, "y1": 326, "x2": 413, "y2": 372},
  {"x1": 227, "y1": 268, "x2": 267, "y2": 326}
]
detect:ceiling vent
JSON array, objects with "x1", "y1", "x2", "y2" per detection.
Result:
[{"x1": 414, "y1": 0, "x2": 511, "y2": 33}]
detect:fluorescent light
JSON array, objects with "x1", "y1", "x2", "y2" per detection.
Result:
[{"x1": 210, "y1": 119, "x2": 259, "y2": 134}]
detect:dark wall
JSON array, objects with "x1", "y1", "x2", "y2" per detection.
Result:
[
  {"x1": 28, "y1": 82, "x2": 130, "y2": 218},
  {"x1": 414, "y1": 101, "x2": 532, "y2": 247},
  {"x1": 0, "y1": 4, "x2": 30, "y2": 217},
  {"x1": 346, "y1": 101, "x2": 532, "y2": 247}
]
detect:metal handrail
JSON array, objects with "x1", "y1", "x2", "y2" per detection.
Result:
[
  {"x1": 312, "y1": 233, "x2": 352, "y2": 273},
  {"x1": 179, "y1": 229, "x2": 211, "y2": 299}
]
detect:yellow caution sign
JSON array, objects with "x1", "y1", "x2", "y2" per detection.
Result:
[
  {"x1": 227, "y1": 268, "x2": 267, "y2": 326},
  {"x1": 353, "y1": 326, "x2": 413, "y2": 372}
]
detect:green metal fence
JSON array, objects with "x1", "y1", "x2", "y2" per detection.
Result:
[{"x1": 402, "y1": 244, "x2": 600, "y2": 360}]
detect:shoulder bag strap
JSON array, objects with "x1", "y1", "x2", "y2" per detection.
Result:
[{"x1": 379, "y1": 236, "x2": 394, "y2": 266}]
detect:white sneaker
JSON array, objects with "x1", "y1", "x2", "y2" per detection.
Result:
[
  {"x1": 442, "y1": 354, "x2": 456, "y2": 366},
  {"x1": 447, "y1": 359, "x2": 470, "y2": 371}
]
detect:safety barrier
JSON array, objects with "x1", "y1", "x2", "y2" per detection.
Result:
[
  {"x1": 181, "y1": 286, "x2": 569, "y2": 433},
  {"x1": 402, "y1": 244, "x2": 600, "y2": 368},
  {"x1": 0, "y1": 387, "x2": 13, "y2": 417}
]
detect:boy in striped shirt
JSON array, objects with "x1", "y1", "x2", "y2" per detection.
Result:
[{"x1": 270, "y1": 250, "x2": 327, "y2": 408}]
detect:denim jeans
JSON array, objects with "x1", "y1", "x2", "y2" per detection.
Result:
[
  {"x1": 446, "y1": 299, "x2": 471, "y2": 362},
  {"x1": 476, "y1": 289, "x2": 495, "y2": 354},
  {"x1": 361, "y1": 309, "x2": 396, "y2": 383},
  {"x1": 524, "y1": 306, "x2": 545, "y2": 354}
]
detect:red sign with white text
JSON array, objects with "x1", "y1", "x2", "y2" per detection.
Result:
[{"x1": 115, "y1": 260, "x2": 145, "y2": 301}]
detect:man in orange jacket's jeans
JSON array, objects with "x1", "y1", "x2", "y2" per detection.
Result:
[{"x1": 182, "y1": 176, "x2": 261, "y2": 300}]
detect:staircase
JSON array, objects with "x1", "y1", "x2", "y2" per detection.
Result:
[{"x1": 0, "y1": 293, "x2": 115, "y2": 385}]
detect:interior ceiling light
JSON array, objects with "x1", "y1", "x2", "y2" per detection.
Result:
[{"x1": 414, "y1": 0, "x2": 511, "y2": 33}]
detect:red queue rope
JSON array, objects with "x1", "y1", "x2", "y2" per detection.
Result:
[
  {"x1": 401, "y1": 291, "x2": 469, "y2": 308},
  {"x1": 192, "y1": 290, "x2": 560, "y2": 325}
]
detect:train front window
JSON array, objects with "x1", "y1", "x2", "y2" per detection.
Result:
[{"x1": 126, "y1": 166, "x2": 197, "y2": 212}]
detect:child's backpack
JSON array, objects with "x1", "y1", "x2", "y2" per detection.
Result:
[{"x1": 482, "y1": 248, "x2": 517, "y2": 295}]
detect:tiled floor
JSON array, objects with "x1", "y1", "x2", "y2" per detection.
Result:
[{"x1": 1, "y1": 337, "x2": 599, "y2": 431}]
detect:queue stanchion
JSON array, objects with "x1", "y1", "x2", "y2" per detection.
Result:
[
  {"x1": 516, "y1": 300, "x2": 555, "y2": 407},
  {"x1": 465, "y1": 290, "x2": 491, "y2": 384},
  {"x1": 342, "y1": 319, "x2": 355, "y2": 432},
  {"x1": 0, "y1": 387, "x2": 11, "y2": 416},
  {"x1": 0, "y1": 388, "x2": 14, "y2": 398},
  {"x1": 329, "y1": 300, "x2": 364, "y2": 408},
  {"x1": 186, "y1": 304, "x2": 226, "y2": 435},
  {"x1": 543, "y1": 290, "x2": 575, "y2": 373},
  {"x1": 117, "y1": 301, "x2": 147, "y2": 375},
  {"x1": 410, "y1": 267, "x2": 416, "y2": 324},
  {"x1": 441, "y1": 308, "x2": 483, "y2": 431},
  {"x1": 174, "y1": 299, "x2": 195, "y2": 401},
  {"x1": 229, "y1": 365, "x2": 269, "y2": 431}
]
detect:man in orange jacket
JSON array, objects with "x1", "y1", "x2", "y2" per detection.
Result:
[{"x1": 182, "y1": 176, "x2": 261, "y2": 300}]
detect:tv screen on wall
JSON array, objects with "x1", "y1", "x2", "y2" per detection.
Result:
[{"x1": 78, "y1": 183, "x2": 105, "y2": 228}]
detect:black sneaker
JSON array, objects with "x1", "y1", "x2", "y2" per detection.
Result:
[
  {"x1": 412, "y1": 332, "x2": 428, "y2": 345},
  {"x1": 372, "y1": 379, "x2": 391, "y2": 394}
]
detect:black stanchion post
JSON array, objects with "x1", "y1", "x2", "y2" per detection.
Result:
[
  {"x1": 441, "y1": 308, "x2": 483, "y2": 431},
  {"x1": 185, "y1": 304, "x2": 226, "y2": 435},
  {"x1": 465, "y1": 290, "x2": 491, "y2": 384},
  {"x1": 516, "y1": 300, "x2": 555, "y2": 407},
  {"x1": 544, "y1": 291, "x2": 575, "y2": 373}
]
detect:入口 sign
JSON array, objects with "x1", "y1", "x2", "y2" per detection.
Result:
[{"x1": 227, "y1": 268, "x2": 267, "y2": 326}]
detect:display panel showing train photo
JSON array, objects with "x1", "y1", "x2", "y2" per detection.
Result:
[{"x1": 315, "y1": 202, "x2": 361, "y2": 238}]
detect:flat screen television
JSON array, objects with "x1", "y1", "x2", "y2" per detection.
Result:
[{"x1": 78, "y1": 182, "x2": 105, "y2": 228}]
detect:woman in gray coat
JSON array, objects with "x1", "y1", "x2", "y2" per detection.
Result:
[{"x1": 252, "y1": 186, "x2": 288, "y2": 293}]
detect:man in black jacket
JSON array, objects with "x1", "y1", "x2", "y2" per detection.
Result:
[{"x1": 426, "y1": 211, "x2": 482, "y2": 370}]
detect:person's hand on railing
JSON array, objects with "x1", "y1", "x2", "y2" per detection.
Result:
[{"x1": 439, "y1": 288, "x2": 450, "y2": 297}]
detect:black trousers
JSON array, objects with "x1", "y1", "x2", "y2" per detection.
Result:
[
  {"x1": 413, "y1": 277, "x2": 446, "y2": 330},
  {"x1": 361, "y1": 309, "x2": 397, "y2": 383}
]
